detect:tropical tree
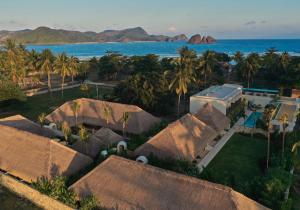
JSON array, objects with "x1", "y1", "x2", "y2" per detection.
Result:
[
  {"x1": 78, "y1": 125, "x2": 90, "y2": 154},
  {"x1": 279, "y1": 113, "x2": 289, "y2": 158},
  {"x1": 169, "y1": 47, "x2": 196, "y2": 116},
  {"x1": 197, "y1": 50, "x2": 218, "y2": 87},
  {"x1": 122, "y1": 112, "x2": 130, "y2": 137},
  {"x1": 103, "y1": 103, "x2": 112, "y2": 126},
  {"x1": 68, "y1": 56, "x2": 79, "y2": 83},
  {"x1": 39, "y1": 49, "x2": 55, "y2": 96},
  {"x1": 1, "y1": 39, "x2": 26, "y2": 84},
  {"x1": 54, "y1": 53, "x2": 69, "y2": 97},
  {"x1": 263, "y1": 106, "x2": 276, "y2": 169},
  {"x1": 38, "y1": 113, "x2": 46, "y2": 127},
  {"x1": 71, "y1": 101, "x2": 80, "y2": 127},
  {"x1": 242, "y1": 53, "x2": 261, "y2": 88},
  {"x1": 61, "y1": 121, "x2": 72, "y2": 143}
]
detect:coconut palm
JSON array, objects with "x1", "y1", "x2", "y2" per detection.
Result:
[
  {"x1": 39, "y1": 49, "x2": 54, "y2": 96},
  {"x1": 103, "y1": 103, "x2": 112, "y2": 126},
  {"x1": 169, "y1": 64, "x2": 195, "y2": 117},
  {"x1": 37, "y1": 113, "x2": 46, "y2": 127},
  {"x1": 78, "y1": 125, "x2": 90, "y2": 154},
  {"x1": 242, "y1": 53, "x2": 261, "y2": 88},
  {"x1": 169, "y1": 47, "x2": 196, "y2": 117},
  {"x1": 197, "y1": 50, "x2": 218, "y2": 87},
  {"x1": 279, "y1": 113, "x2": 289, "y2": 158},
  {"x1": 263, "y1": 107, "x2": 276, "y2": 168},
  {"x1": 68, "y1": 56, "x2": 79, "y2": 84},
  {"x1": 122, "y1": 112, "x2": 130, "y2": 137},
  {"x1": 54, "y1": 53, "x2": 70, "y2": 97},
  {"x1": 233, "y1": 51, "x2": 244, "y2": 63},
  {"x1": 71, "y1": 101, "x2": 80, "y2": 127},
  {"x1": 61, "y1": 121, "x2": 72, "y2": 143}
]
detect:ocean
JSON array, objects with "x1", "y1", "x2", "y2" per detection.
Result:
[{"x1": 26, "y1": 39, "x2": 300, "y2": 59}]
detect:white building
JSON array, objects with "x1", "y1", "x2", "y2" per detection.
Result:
[
  {"x1": 271, "y1": 100, "x2": 299, "y2": 132},
  {"x1": 190, "y1": 84, "x2": 243, "y2": 115}
]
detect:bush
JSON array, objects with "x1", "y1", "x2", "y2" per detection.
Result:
[
  {"x1": 32, "y1": 176, "x2": 77, "y2": 207},
  {"x1": 80, "y1": 195, "x2": 102, "y2": 210}
]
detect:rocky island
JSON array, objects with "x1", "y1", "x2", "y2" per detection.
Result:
[{"x1": 188, "y1": 34, "x2": 216, "y2": 44}]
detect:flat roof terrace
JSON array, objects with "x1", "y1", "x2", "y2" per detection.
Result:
[{"x1": 193, "y1": 84, "x2": 242, "y2": 101}]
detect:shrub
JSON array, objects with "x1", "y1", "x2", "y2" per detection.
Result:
[
  {"x1": 80, "y1": 195, "x2": 102, "y2": 210},
  {"x1": 32, "y1": 176, "x2": 77, "y2": 207}
]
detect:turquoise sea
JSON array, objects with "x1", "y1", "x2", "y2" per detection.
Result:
[{"x1": 26, "y1": 39, "x2": 300, "y2": 59}]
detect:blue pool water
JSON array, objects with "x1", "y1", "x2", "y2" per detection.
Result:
[
  {"x1": 244, "y1": 112, "x2": 263, "y2": 128},
  {"x1": 26, "y1": 39, "x2": 300, "y2": 59}
]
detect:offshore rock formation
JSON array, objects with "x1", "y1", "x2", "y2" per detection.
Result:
[{"x1": 188, "y1": 34, "x2": 216, "y2": 44}]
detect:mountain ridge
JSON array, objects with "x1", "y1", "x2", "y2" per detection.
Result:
[{"x1": 0, "y1": 26, "x2": 192, "y2": 44}]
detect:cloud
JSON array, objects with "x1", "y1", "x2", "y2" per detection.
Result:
[
  {"x1": 168, "y1": 26, "x2": 177, "y2": 32},
  {"x1": 244, "y1": 20, "x2": 256, "y2": 26},
  {"x1": 261, "y1": 20, "x2": 267, "y2": 24}
]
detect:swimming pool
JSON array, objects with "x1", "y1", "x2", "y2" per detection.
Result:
[{"x1": 244, "y1": 112, "x2": 262, "y2": 128}]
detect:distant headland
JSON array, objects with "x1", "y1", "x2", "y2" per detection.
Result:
[{"x1": 0, "y1": 26, "x2": 216, "y2": 45}]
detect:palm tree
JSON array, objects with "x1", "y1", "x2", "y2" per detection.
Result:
[
  {"x1": 102, "y1": 103, "x2": 112, "y2": 126},
  {"x1": 37, "y1": 113, "x2": 46, "y2": 127},
  {"x1": 54, "y1": 53, "x2": 69, "y2": 97},
  {"x1": 39, "y1": 49, "x2": 54, "y2": 96},
  {"x1": 169, "y1": 64, "x2": 195, "y2": 117},
  {"x1": 68, "y1": 56, "x2": 79, "y2": 84},
  {"x1": 233, "y1": 51, "x2": 244, "y2": 63},
  {"x1": 71, "y1": 101, "x2": 80, "y2": 127},
  {"x1": 242, "y1": 53, "x2": 261, "y2": 88},
  {"x1": 279, "y1": 113, "x2": 289, "y2": 158},
  {"x1": 169, "y1": 47, "x2": 196, "y2": 117},
  {"x1": 197, "y1": 50, "x2": 218, "y2": 87},
  {"x1": 78, "y1": 125, "x2": 90, "y2": 154},
  {"x1": 61, "y1": 121, "x2": 71, "y2": 143},
  {"x1": 122, "y1": 112, "x2": 130, "y2": 137},
  {"x1": 263, "y1": 107, "x2": 276, "y2": 169}
]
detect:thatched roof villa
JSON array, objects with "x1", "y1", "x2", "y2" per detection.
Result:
[
  {"x1": 70, "y1": 155, "x2": 269, "y2": 210},
  {"x1": 0, "y1": 123, "x2": 92, "y2": 183},
  {"x1": 194, "y1": 102, "x2": 230, "y2": 134},
  {"x1": 46, "y1": 98, "x2": 161, "y2": 134},
  {"x1": 0, "y1": 115, "x2": 56, "y2": 138},
  {"x1": 70, "y1": 127, "x2": 124, "y2": 158},
  {"x1": 134, "y1": 114, "x2": 218, "y2": 162}
]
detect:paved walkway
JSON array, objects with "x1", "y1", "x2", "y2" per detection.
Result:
[{"x1": 197, "y1": 117, "x2": 244, "y2": 171}]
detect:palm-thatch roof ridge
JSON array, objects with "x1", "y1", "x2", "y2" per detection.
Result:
[
  {"x1": 70, "y1": 127, "x2": 124, "y2": 158},
  {"x1": 194, "y1": 102, "x2": 230, "y2": 133},
  {"x1": 0, "y1": 115, "x2": 56, "y2": 138},
  {"x1": 0, "y1": 124, "x2": 93, "y2": 183},
  {"x1": 46, "y1": 98, "x2": 161, "y2": 134},
  {"x1": 134, "y1": 113, "x2": 218, "y2": 162},
  {"x1": 70, "y1": 155, "x2": 269, "y2": 210}
]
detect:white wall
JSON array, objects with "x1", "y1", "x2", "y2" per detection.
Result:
[{"x1": 243, "y1": 94, "x2": 273, "y2": 108}]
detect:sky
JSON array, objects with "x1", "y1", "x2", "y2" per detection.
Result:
[{"x1": 0, "y1": 0, "x2": 300, "y2": 39}]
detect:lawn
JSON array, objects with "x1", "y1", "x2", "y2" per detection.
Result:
[
  {"x1": 0, "y1": 85, "x2": 112, "y2": 121},
  {"x1": 205, "y1": 133, "x2": 267, "y2": 190}
]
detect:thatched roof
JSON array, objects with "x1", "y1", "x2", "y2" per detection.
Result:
[
  {"x1": 134, "y1": 114, "x2": 218, "y2": 161},
  {"x1": 46, "y1": 98, "x2": 161, "y2": 134},
  {"x1": 70, "y1": 128, "x2": 124, "y2": 158},
  {"x1": 194, "y1": 103, "x2": 230, "y2": 133},
  {"x1": 70, "y1": 155, "x2": 269, "y2": 210},
  {"x1": 0, "y1": 115, "x2": 56, "y2": 138},
  {"x1": 0, "y1": 124, "x2": 92, "y2": 183}
]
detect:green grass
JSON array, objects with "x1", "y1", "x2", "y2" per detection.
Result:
[
  {"x1": 206, "y1": 133, "x2": 267, "y2": 186},
  {"x1": 0, "y1": 86, "x2": 112, "y2": 121}
]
